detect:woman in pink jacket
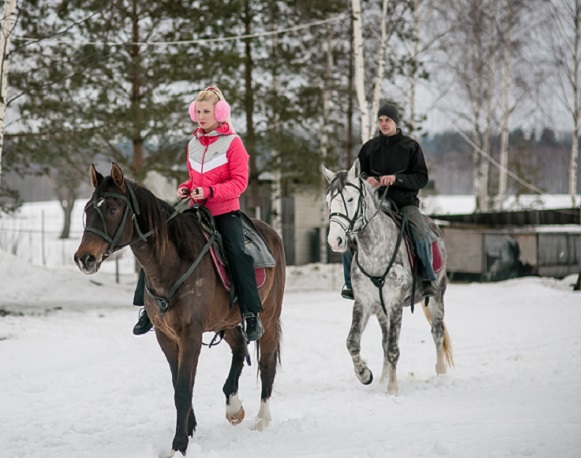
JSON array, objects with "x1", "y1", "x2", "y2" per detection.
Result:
[{"x1": 133, "y1": 86, "x2": 263, "y2": 341}]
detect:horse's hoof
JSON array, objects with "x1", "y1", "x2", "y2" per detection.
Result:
[
  {"x1": 252, "y1": 416, "x2": 271, "y2": 431},
  {"x1": 356, "y1": 368, "x2": 373, "y2": 385},
  {"x1": 226, "y1": 406, "x2": 245, "y2": 425}
]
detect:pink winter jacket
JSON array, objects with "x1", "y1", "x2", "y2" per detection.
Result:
[{"x1": 179, "y1": 123, "x2": 249, "y2": 216}]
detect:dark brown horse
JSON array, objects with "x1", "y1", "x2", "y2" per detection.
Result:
[{"x1": 73, "y1": 163, "x2": 285, "y2": 456}]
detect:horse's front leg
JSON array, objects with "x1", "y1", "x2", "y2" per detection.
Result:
[
  {"x1": 222, "y1": 327, "x2": 247, "y2": 425},
  {"x1": 347, "y1": 300, "x2": 373, "y2": 385},
  {"x1": 383, "y1": 307, "x2": 403, "y2": 395},
  {"x1": 171, "y1": 334, "x2": 202, "y2": 455}
]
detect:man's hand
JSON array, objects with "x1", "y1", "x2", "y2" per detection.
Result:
[
  {"x1": 366, "y1": 176, "x2": 380, "y2": 188},
  {"x1": 379, "y1": 175, "x2": 396, "y2": 187}
]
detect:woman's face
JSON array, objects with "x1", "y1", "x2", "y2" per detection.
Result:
[
  {"x1": 378, "y1": 116, "x2": 397, "y2": 137},
  {"x1": 195, "y1": 100, "x2": 219, "y2": 132}
]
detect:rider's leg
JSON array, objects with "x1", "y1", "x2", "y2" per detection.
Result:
[
  {"x1": 341, "y1": 250, "x2": 354, "y2": 299},
  {"x1": 133, "y1": 269, "x2": 153, "y2": 335},
  {"x1": 214, "y1": 211, "x2": 264, "y2": 341},
  {"x1": 401, "y1": 206, "x2": 437, "y2": 296}
]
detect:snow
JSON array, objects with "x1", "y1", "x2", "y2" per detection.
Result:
[{"x1": 1, "y1": 200, "x2": 581, "y2": 457}]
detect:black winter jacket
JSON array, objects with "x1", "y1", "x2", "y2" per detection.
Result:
[{"x1": 358, "y1": 129, "x2": 428, "y2": 208}]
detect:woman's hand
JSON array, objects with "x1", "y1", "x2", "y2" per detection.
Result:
[
  {"x1": 191, "y1": 187, "x2": 205, "y2": 202},
  {"x1": 177, "y1": 187, "x2": 190, "y2": 199},
  {"x1": 366, "y1": 176, "x2": 380, "y2": 188}
]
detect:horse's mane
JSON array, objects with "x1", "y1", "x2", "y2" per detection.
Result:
[
  {"x1": 109, "y1": 178, "x2": 204, "y2": 261},
  {"x1": 327, "y1": 170, "x2": 349, "y2": 194}
]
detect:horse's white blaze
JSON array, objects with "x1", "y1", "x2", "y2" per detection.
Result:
[{"x1": 252, "y1": 400, "x2": 271, "y2": 431}]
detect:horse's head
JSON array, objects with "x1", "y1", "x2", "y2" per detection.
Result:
[
  {"x1": 322, "y1": 160, "x2": 373, "y2": 252},
  {"x1": 74, "y1": 163, "x2": 142, "y2": 274}
]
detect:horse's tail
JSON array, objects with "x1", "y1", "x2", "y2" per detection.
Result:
[
  {"x1": 256, "y1": 321, "x2": 283, "y2": 368},
  {"x1": 422, "y1": 303, "x2": 454, "y2": 368}
]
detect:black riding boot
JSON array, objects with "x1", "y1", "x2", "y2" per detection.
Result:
[
  {"x1": 243, "y1": 313, "x2": 264, "y2": 341},
  {"x1": 133, "y1": 307, "x2": 153, "y2": 335},
  {"x1": 422, "y1": 280, "x2": 436, "y2": 297}
]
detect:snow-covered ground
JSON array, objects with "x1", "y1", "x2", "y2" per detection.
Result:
[
  {"x1": 1, "y1": 252, "x2": 580, "y2": 458},
  {"x1": 1, "y1": 197, "x2": 580, "y2": 457}
]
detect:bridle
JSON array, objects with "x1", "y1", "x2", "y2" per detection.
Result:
[
  {"x1": 83, "y1": 185, "x2": 152, "y2": 256},
  {"x1": 83, "y1": 185, "x2": 213, "y2": 315},
  {"x1": 329, "y1": 177, "x2": 411, "y2": 314},
  {"x1": 327, "y1": 178, "x2": 369, "y2": 240}
]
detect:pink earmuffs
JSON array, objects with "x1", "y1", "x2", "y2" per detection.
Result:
[{"x1": 188, "y1": 100, "x2": 231, "y2": 123}]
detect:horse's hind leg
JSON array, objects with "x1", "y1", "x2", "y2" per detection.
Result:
[
  {"x1": 347, "y1": 301, "x2": 373, "y2": 385},
  {"x1": 222, "y1": 327, "x2": 247, "y2": 425},
  {"x1": 253, "y1": 317, "x2": 281, "y2": 431},
  {"x1": 424, "y1": 297, "x2": 454, "y2": 375}
]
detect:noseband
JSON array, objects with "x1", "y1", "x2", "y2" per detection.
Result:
[
  {"x1": 83, "y1": 186, "x2": 152, "y2": 256},
  {"x1": 328, "y1": 179, "x2": 368, "y2": 238}
]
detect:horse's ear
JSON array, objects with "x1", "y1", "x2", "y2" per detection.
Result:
[
  {"x1": 320, "y1": 164, "x2": 336, "y2": 184},
  {"x1": 348, "y1": 159, "x2": 360, "y2": 181},
  {"x1": 110, "y1": 162, "x2": 126, "y2": 192},
  {"x1": 90, "y1": 164, "x2": 103, "y2": 189}
]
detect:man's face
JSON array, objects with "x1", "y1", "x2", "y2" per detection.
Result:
[{"x1": 378, "y1": 116, "x2": 397, "y2": 137}]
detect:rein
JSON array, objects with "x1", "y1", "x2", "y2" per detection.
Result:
[{"x1": 84, "y1": 188, "x2": 213, "y2": 314}]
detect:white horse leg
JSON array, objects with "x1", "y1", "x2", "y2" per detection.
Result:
[
  {"x1": 377, "y1": 311, "x2": 390, "y2": 384},
  {"x1": 424, "y1": 298, "x2": 453, "y2": 375},
  {"x1": 347, "y1": 301, "x2": 373, "y2": 385},
  {"x1": 384, "y1": 307, "x2": 403, "y2": 395},
  {"x1": 225, "y1": 393, "x2": 245, "y2": 425},
  {"x1": 253, "y1": 399, "x2": 272, "y2": 431}
]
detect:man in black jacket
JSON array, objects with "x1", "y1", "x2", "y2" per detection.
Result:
[{"x1": 341, "y1": 103, "x2": 436, "y2": 299}]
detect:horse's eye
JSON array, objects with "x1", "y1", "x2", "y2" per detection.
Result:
[
  {"x1": 108, "y1": 206, "x2": 119, "y2": 217},
  {"x1": 347, "y1": 197, "x2": 354, "y2": 203}
]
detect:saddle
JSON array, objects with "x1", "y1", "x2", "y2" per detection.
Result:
[
  {"x1": 379, "y1": 200, "x2": 444, "y2": 275},
  {"x1": 190, "y1": 206, "x2": 276, "y2": 292}
]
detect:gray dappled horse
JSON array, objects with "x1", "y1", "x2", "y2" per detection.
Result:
[
  {"x1": 322, "y1": 161, "x2": 453, "y2": 395},
  {"x1": 74, "y1": 163, "x2": 285, "y2": 456}
]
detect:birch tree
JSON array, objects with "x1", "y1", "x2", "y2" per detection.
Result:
[
  {"x1": 352, "y1": 0, "x2": 391, "y2": 143},
  {"x1": 0, "y1": 0, "x2": 17, "y2": 185},
  {"x1": 550, "y1": 0, "x2": 581, "y2": 208}
]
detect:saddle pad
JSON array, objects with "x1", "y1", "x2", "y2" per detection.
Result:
[
  {"x1": 405, "y1": 238, "x2": 444, "y2": 274},
  {"x1": 209, "y1": 245, "x2": 266, "y2": 292}
]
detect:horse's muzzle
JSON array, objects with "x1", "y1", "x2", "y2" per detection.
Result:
[{"x1": 73, "y1": 251, "x2": 102, "y2": 274}]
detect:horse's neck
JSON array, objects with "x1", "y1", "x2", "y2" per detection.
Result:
[
  {"x1": 356, "y1": 210, "x2": 403, "y2": 259},
  {"x1": 130, "y1": 237, "x2": 184, "y2": 289}
]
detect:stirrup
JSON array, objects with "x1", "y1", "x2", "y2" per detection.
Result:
[{"x1": 243, "y1": 313, "x2": 264, "y2": 341}]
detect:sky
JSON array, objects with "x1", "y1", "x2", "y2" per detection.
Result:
[{"x1": 1, "y1": 201, "x2": 581, "y2": 458}]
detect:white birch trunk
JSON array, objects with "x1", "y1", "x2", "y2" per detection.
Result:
[
  {"x1": 498, "y1": 1, "x2": 512, "y2": 210},
  {"x1": 270, "y1": 28, "x2": 282, "y2": 236},
  {"x1": 319, "y1": 25, "x2": 333, "y2": 263},
  {"x1": 352, "y1": 0, "x2": 370, "y2": 143},
  {"x1": 0, "y1": 0, "x2": 17, "y2": 185},
  {"x1": 570, "y1": 0, "x2": 581, "y2": 208},
  {"x1": 368, "y1": 0, "x2": 390, "y2": 141},
  {"x1": 479, "y1": 0, "x2": 496, "y2": 213},
  {"x1": 408, "y1": 0, "x2": 420, "y2": 133}
]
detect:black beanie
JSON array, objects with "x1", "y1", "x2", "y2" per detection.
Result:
[{"x1": 377, "y1": 103, "x2": 399, "y2": 124}]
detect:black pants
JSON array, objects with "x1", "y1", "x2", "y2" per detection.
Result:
[
  {"x1": 214, "y1": 211, "x2": 263, "y2": 314},
  {"x1": 133, "y1": 210, "x2": 263, "y2": 315}
]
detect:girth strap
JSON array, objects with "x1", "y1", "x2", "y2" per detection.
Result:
[{"x1": 145, "y1": 232, "x2": 216, "y2": 313}]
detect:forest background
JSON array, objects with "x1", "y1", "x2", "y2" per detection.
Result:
[{"x1": 0, "y1": 0, "x2": 580, "y2": 238}]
